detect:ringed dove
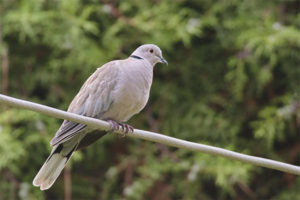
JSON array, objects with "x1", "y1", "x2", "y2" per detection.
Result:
[{"x1": 33, "y1": 44, "x2": 167, "y2": 190}]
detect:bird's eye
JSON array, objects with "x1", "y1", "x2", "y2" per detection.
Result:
[{"x1": 150, "y1": 49, "x2": 153, "y2": 53}]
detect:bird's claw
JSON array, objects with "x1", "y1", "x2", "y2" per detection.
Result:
[
  {"x1": 118, "y1": 123, "x2": 134, "y2": 137},
  {"x1": 107, "y1": 120, "x2": 134, "y2": 137}
]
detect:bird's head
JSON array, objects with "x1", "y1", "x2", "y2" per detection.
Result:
[{"x1": 131, "y1": 44, "x2": 168, "y2": 66}]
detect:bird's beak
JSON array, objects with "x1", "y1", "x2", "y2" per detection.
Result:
[{"x1": 158, "y1": 56, "x2": 168, "y2": 65}]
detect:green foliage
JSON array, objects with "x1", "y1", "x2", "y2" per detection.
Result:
[{"x1": 1, "y1": 0, "x2": 299, "y2": 199}]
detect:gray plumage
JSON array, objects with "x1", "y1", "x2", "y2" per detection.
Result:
[{"x1": 33, "y1": 44, "x2": 167, "y2": 190}]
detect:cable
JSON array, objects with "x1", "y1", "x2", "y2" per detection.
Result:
[{"x1": 0, "y1": 94, "x2": 299, "y2": 175}]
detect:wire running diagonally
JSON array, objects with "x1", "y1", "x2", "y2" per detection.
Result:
[{"x1": 0, "y1": 94, "x2": 300, "y2": 175}]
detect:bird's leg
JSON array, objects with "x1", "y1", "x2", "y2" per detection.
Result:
[
  {"x1": 107, "y1": 119, "x2": 119, "y2": 132},
  {"x1": 107, "y1": 119, "x2": 134, "y2": 137}
]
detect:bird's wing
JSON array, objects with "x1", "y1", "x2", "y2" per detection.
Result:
[{"x1": 50, "y1": 61, "x2": 120, "y2": 146}]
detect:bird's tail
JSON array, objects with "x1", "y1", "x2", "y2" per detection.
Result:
[{"x1": 33, "y1": 143, "x2": 77, "y2": 190}]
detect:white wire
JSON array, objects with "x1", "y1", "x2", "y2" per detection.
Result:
[{"x1": 0, "y1": 94, "x2": 299, "y2": 175}]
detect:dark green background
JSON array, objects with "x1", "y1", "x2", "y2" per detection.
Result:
[{"x1": 0, "y1": 0, "x2": 299, "y2": 199}]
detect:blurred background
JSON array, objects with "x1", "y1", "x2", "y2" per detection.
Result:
[{"x1": 0, "y1": 0, "x2": 300, "y2": 199}]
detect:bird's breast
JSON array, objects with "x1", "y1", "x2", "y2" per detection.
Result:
[{"x1": 101, "y1": 63, "x2": 153, "y2": 122}]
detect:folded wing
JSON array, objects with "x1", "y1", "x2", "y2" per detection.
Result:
[{"x1": 50, "y1": 62, "x2": 119, "y2": 146}]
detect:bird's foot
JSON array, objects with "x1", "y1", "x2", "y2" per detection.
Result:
[
  {"x1": 107, "y1": 120, "x2": 134, "y2": 137},
  {"x1": 118, "y1": 123, "x2": 134, "y2": 136},
  {"x1": 107, "y1": 120, "x2": 119, "y2": 132}
]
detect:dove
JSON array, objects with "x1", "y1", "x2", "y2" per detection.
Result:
[{"x1": 33, "y1": 44, "x2": 167, "y2": 190}]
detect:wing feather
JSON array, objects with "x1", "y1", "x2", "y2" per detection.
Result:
[{"x1": 50, "y1": 61, "x2": 119, "y2": 146}]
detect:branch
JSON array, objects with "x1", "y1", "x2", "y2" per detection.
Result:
[{"x1": 0, "y1": 94, "x2": 300, "y2": 175}]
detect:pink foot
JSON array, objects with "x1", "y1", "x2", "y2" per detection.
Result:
[
  {"x1": 107, "y1": 120, "x2": 119, "y2": 131},
  {"x1": 107, "y1": 120, "x2": 134, "y2": 137}
]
